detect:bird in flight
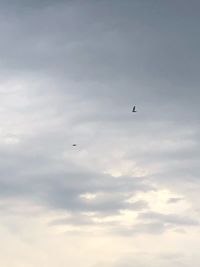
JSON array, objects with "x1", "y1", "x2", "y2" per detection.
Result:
[
  {"x1": 132, "y1": 106, "x2": 137, "y2": 112},
  {"x1": 72, "y1": 144, "x2": 77, "y2": 146}
]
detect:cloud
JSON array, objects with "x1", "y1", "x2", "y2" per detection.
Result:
[
  {"x1": 0, "y1": 1, "x2": 200, "y2": 266},
  {"x1": 167, "y1": 197, "x2": 183, "y2": 204},
  {"x1": 138, "y1": 211, "x2": 199, "y2": 227}
]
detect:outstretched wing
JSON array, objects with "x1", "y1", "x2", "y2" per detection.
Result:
[{"x1": 132, "y1": 106, "x2": 136, "y2": 112}]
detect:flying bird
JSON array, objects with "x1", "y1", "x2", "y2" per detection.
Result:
[
  {"x1": 132, "y1": 106, "x2": 137, "y2": 112},
  {"x1": 72, "y1": 144, "x2": 77, "y2": 146}
]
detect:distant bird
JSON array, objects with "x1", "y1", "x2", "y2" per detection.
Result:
[
  {"x1": 132, "y1": 105, "x2": 137, "y2": 112},
  {"x1": 72, "y1": 144, "x2": 77, "y2": 146}
]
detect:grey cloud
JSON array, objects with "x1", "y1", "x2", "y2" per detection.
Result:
[
  {"x1": 0, "y1": 1, "x2": 199, "y2": 91},
  {"x1": 0, "y1": 2, "x2": 200, "y2": 267},
  {"x1": 114, "y1": 222, "x2": 165, "y2": 236},
  {"x1": 0, "y1": 136, "x2": 152, "y2": 216},
  {"x1": 138, "y1": 211, "x2": 199, "y2": 227},
  {"x1": 167, "y1": 197, "x2": 183, "y2": 204},
  {"x1": 0, "y1": 0, "x2": 199, "y2": 241},
  {"x1": 49, "y1": 200, "x2": 148, "y2": 228}
]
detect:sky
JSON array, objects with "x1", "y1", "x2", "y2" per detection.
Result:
[{"x1": 0, "y1": 0, "x2": 200, "y2": 266}]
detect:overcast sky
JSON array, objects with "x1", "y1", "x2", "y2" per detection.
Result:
[{"x1": 0, "y1": 1, "x2": 200, "y2": 266}]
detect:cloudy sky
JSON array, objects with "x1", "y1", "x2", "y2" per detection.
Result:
[{"x1": 0, "y1": 0, "x2": 200, "y2": 266}]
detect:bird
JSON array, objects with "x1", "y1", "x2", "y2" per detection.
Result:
[
  {"x1": 132, "y1": 105, "x2": 137, "y2": 112},
  {"x1": 72, "y1": 144, "x2": 77, "y2": 146}
]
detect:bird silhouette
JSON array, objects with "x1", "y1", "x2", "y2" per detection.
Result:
[
  {"x1": 72, "y1": 144, "x2": 77, "y2": 146},
  {"x1": 132, "y1": 106, "x2": 137, "y2": 112}
]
